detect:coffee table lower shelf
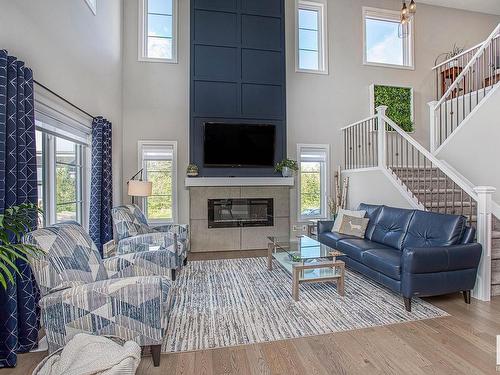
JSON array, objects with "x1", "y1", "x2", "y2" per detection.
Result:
[{"x1": 267, "y1": 242, "x2": 345, "y2": 301}]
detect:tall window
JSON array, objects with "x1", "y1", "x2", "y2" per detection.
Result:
[
  {"x1": 363, "y1": 7, "x2": 414, "y2": 69},
  {"x1": 36, "y1": 127, "x2": 88, "y2": 227},
  {"x1": 139, "y1": 141, "x2": 177, "y2": 223},
  {"x1": 296, "y1": 0, "x2": 328, "y2": 74},
  {"x1": 297, "y1": 144, "x2": 329, "y2": 221},
  {"x1": 139, "y1": 0, "x2": 178, "y2": 63}
]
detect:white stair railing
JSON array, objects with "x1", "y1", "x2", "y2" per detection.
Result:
[
  {"x1": 429, "y1": 24, "x2": 500, "y2": 152},
  {"x1": 342, "y1": 106, "x2": 496, "y2": 301},
  {"x1": 341, "y1": 115, "x2": 378, "y2": 169}
]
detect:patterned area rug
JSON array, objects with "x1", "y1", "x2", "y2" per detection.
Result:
[{"x1": 163, "y1": 258, "x2": 447, "y2": 353}]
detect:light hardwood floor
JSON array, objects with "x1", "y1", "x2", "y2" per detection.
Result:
[{"x1": 3, "y1": 251, "x2": 500, "y2": 375}]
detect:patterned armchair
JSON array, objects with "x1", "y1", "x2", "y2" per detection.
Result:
[
  {"x1": 111, "y1": 205, "x2": 189, "y2": 269},
  {"x1": 24, "y1": 223, "x2": 173, "y2": 366}
]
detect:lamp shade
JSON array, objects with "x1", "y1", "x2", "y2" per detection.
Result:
[{"x1": 128, "y1": 180, "x2": 152, "y2": 197}]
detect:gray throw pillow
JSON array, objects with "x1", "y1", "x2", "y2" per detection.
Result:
[
  {"x1": 332, "y1": 209, "x2": 366, "y2": 232},
  {"x1": 338, "y1": 215, "x2": 370, "y2": 238}
]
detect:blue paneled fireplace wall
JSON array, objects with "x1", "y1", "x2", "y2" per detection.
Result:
[{"x1": 190, "y1": 0, "x2": 286, "y2": 176}]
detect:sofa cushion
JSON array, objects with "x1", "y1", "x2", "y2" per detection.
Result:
[
  {"x1": 319, "y1": 232, "x2": 356, "y2": 248},
  {"x1": 370, "y1": 206, "x2": 415, "y2": 250},
  {"x1": 362, "y1": 249, "x2": 402, "y2": 280},
  {"x1": 336, "y1": 238, "x2": 394, "y2": 262},
  {"x1": 402, "y1": 210, "x2": 466, "y2": 249},
  {"x1": 358, "y1": 203, "x2": 383, "y2": 240}
]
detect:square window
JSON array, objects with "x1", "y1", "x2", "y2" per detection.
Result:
[{"x1": 363, "y1": 7, "x2": 414, "y2": 69}]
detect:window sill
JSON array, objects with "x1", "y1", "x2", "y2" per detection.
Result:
[
  {"x1": 295, "y1": 68, "x2": 329, "y2": 75},
  {"x1": 138, "y1": 56, "x2": 178, "y2": 64},
  {"x1": 363, "y1": 61, "x2": 415, "y2": 71}
]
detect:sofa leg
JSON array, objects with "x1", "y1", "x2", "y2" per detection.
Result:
[
  {"x1": 403, "y1": 297, "x2": 412, "y2": 312},
  {"x1": 463, "y1": 290, "x2": 471, "y2": 304},
  {"x1": 151, "y1": 345, "x2": 161, "y2": 367},
  {"x1": 183, "y1": 257, "x2": 188, "y2": 266},
  {"x1": 171, "y1": 269, "x2": 176, "y2": 281}
]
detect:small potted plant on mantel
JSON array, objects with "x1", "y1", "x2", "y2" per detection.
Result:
[
  {"x1": 186, "y1": 163, "x2": 199, "y2": 177},
  {"x1": 275, "y1": 159, "x2": 298, "y2": 177}
]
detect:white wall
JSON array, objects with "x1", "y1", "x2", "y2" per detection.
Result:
[
  {"x1": 0, "y1": 0, "x2": 123, "y2": 204},
  {"x1": 437, "y1": 85, "x2": 500, "y2": 205},
  {"x1": 122, "y1": 0, "x2": 190, "y2": 222},
  {"x1": 342, "y1": 169, "x2": 415, "y2": 210},
  {"x1": 286, "y1": 0, "x2": 499, "y2": 230}
]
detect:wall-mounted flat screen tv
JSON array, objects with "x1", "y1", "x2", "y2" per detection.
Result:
[{"x1": 204, "y1": 123, "x2": 276, "y2": 168}]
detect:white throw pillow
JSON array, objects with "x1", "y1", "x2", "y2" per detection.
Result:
[{"x1": 332, "y1": 209, "x2": 366, "y2": 233}]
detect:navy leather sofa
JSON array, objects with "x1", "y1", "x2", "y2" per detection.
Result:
[{"x1": 317, "y1": 204, "x2": 482, "y2": 311}]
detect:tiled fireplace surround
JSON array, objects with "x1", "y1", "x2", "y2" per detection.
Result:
[{"x1": 189, "y1": 186, "x2": 290, "y2": 252}]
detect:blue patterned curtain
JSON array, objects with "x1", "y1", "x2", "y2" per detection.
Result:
[
  {"x1": 0, "y1": 50, "x2": 39, "y2": 367},
  {"x1": 89, "y1": 117, "x2": 113, "y2": 254}
]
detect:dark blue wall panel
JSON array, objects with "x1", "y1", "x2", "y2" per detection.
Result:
[
  {"x1": 242, "y1": 84, "x2": 282, "y2": 118},
  {"x1": 242, "y1": 15, "x2": 282, "y2": 50},
  {"x1": 242, "y1": 49, "x2": 282, "y2": 84},
  {"x1": 194, "y1": 45, "x2": 238, "y2": 81},
  {"x1": 194, "y1": 0, "x2": 237, "y2": 12},
  {"x1": 190, "y1": 0, "x2": 286, "y2": 177},
  {"x1": 194, "y1": 10, "x2": 238, "y2": 45},
  {"x1": 241, "y1": 0, "x2": 282, "y2": 16}
]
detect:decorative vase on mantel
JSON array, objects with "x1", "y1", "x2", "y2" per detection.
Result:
[
  {"x1": 275, "y1": 158, "x2": 298, "y2": 178},
  {"x1": 281, "y1": 167, "x2": 293, "y2": 177},
  {"x1": 186, "y1": 163, "x2": 199, "y2": 177}
]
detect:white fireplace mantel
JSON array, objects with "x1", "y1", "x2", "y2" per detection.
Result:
[{"x1": 184, "y1": 176, "x2": 294, "y2": 187}]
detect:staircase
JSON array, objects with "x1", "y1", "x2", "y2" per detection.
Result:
[
  {"x1": 343, "y1": 107, "x2": 495, "y2": 300},
  {"x1": 393, "y1": 167, "x2": 476, "y2": 224},
  {"x1": 492, "y1": 217, "x2": 500, "y2": 295},
  {"x1": 430, "y1": 24, "x2": 500, "y2": 152}
]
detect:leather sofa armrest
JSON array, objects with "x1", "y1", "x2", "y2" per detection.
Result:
[
  {"x1": 402, "y1": 243, "x2": 482, "y2": 274},
  {"x1": 317, "y1": 220, "x2": 335, "y2": 234}
]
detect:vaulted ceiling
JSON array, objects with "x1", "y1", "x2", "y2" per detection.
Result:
[{"x1": 418, "y1": 0, "x2": 500, "y2": 15}]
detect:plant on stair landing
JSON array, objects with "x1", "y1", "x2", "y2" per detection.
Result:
[
  {"x1": 275, "y1": 159, "x2": 298, "y2": 177},
  {"x1": 0, "y1": 203, "x2": 42, "y2": 289}
]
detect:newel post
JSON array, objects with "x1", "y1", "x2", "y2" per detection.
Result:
[
  {"x1": 428, "y1": 101, "x2": 438, "y2": 153},
  {"x1": 376, "y1": 106, "x2": 388, "y2": 168},
  {"x1": 473, "y1": 186, "x2": 496, "y2": 301}
]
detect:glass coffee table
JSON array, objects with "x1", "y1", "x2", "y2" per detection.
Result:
[{"x1": 267, "y1": 235, "x2": 345, "y2": 301}]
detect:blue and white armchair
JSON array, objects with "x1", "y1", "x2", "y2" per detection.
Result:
[
  {"x1": 24, "y1": 222, "x2": 173, "y2": 366},
  {"x1": 111, "y1": 205, "x2": 189, "y2": 279}
]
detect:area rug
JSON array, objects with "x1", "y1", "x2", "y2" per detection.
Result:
[{"x1": 163, "y1": 258, "x2": 448, "y2": 353}]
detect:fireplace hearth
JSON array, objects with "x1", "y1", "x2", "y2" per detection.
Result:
[{"x1": 208, "y1": 198, "x2": 274, "y2": 228}]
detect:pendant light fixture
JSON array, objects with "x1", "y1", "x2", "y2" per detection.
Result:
[
  {"x1": 399, "y1": 1, "x2": 416, "y2": 39},
  {"x1": 409, "y1": 0, "x2": 417, "y2": 15}
]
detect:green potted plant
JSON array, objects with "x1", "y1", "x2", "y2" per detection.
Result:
[
  {"x1": 186, "y1": 163, "x2": 199, "y2": 177},
  {"x1": 275, "y1": 159, "x2": 298, "y2": 177},
  {"x1": 0, "y1": 203, "x2": 42, "y2": 289}
]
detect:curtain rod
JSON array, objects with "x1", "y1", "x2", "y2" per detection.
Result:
[{"x1": 33, "y1": 80, "x2": 96, "y2": 120}]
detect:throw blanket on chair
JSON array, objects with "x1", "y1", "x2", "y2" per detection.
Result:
[{"x1": 35, "y1": 334, "x2": 141, "y2": 375}]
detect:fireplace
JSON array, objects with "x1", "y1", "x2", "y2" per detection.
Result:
[{"x1": 208, "y1": 198, "x2": 274, "y2": 228}]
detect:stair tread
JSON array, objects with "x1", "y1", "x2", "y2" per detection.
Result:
[
  {"x1": 492, "y1": 231, "x2": 500, "y2": 239},
  {"x1": 425, "y1": 201, "x2": 475, "y2": 207},
  {"x1": 400, "y1": 177, "x2": 448, "y2": 181},
  {"x1": 413, "y1": 189, "x2": 463, "y2": 193}
]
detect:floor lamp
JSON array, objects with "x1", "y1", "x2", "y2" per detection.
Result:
[{"x1": 127, "y1": 169, "x2": 152, "y2": 205}]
